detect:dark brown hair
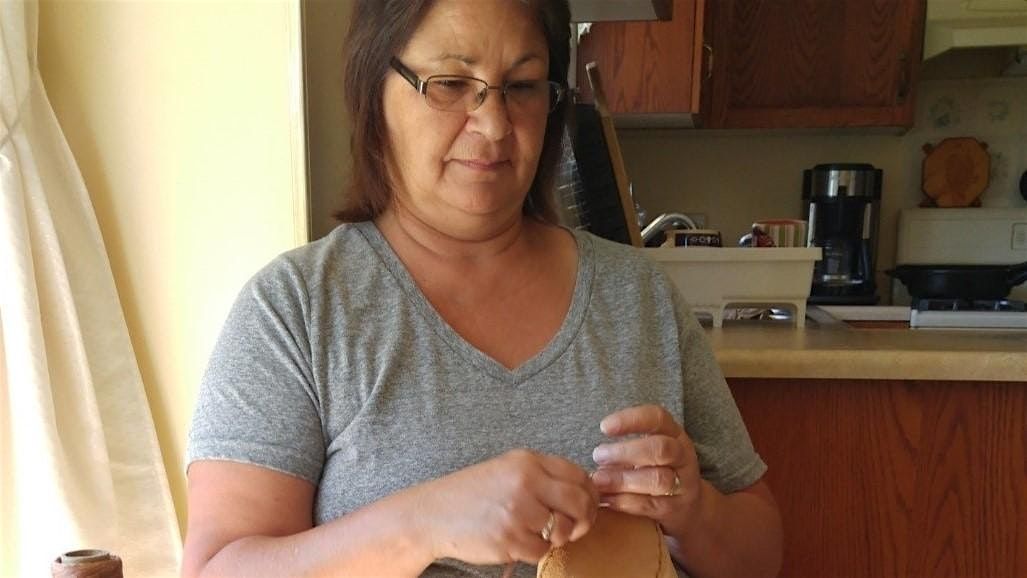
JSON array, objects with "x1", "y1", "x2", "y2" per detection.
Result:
[{"x1": 334, "y1": 0, "x2": 571, "y2": 224}]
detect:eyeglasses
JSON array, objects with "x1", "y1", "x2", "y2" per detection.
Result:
[{"x1": 390, "y1": 57, "x2": 565, "y2": 115}]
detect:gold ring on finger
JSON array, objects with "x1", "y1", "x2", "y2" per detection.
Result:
[
  {"x1": 540, "y1": 511, "x2": 556, "y2": 542},
  {"x1": 664, "y1": 473, "x2": 681, "y2": 497}
]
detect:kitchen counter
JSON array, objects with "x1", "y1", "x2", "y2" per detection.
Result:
[{"x1": 706, "y1": 322, "x2": 1027, "y2": 382}]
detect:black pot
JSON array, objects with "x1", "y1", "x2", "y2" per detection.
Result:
[{"x1": 887, "y1": 261, "x2": 1027, "y2": 300}]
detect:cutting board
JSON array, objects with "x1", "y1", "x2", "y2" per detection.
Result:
[{"x1": 920, "y1": 137, "x2": 990, "y2": 207}]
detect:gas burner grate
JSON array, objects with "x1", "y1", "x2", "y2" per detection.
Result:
[{"x1": 914, "y1": 298, "x2": 1026, "y2": 312}]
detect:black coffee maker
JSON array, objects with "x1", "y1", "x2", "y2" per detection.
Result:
[{"x1": 802, "y1": 163, "x2": 882, "y2": 305}]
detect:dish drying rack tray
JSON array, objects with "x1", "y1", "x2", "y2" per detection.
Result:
[{"x1": 644, "y1": 247, "x2": 822, "y2": 328}]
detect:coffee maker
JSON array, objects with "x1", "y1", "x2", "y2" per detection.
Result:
[{"x1": 802, "y1": 163, "x2": 882, "y2": 305}]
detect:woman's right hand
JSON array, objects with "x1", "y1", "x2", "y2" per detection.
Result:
[{"x1": 415, "y1": 449, "x2": 599, "y2": 566}]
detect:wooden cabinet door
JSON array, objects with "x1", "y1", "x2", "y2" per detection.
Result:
[
  {"x1": 702, "y1": 0, "x2": 926, "y2": 129},
  {"x1": 728, "y1": 378, "x2": 1027, "y2": 578},
  {"x1": 576, "y1": 0, "x2": 705, "y2": 117}
]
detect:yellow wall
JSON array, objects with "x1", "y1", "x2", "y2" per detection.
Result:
[{"x1": 38, "y1": 0, "x2": 308, "y2": 533}]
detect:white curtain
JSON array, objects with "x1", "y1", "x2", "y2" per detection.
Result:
[{"x1": 0, "y1": 2, "x2": 181, "y2": 576}]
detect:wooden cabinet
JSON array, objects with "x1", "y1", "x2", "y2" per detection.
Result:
[
  {"x1": 703, "y1": 0, "x2": 926, "y2": 128},
  {"x1": 729, "y1": 378, "x2": 1027, "y2": 578},
  {"x1": 576, "y1": 0, "x2": 927, "y2": 129},
  {"x1": 576, "y1": 0, "x2": 705, "y2": 117}
]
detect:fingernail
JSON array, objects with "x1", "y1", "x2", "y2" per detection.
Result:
[
  {"x1": 591, "y1": 470, "x2": 611, "y2": 487},
  {"x1": 599, "y1": 417, "x2": 613, "y2": 435},
  {"x1": 592, "y1": 445, "x2": 610, "y2": 464}
]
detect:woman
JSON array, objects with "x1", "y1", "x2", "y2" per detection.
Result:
[{"x1": 183, "y1": 1, "x2": 782, "y2": 576}]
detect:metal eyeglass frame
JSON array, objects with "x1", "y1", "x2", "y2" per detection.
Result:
[{"x1": 389, "y1": 57, "x2": 565, "y2": 114}]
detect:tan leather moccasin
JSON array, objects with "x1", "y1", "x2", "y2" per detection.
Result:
[{"x1": 537, "y1": 509, "x2": 677, "y2": 578}]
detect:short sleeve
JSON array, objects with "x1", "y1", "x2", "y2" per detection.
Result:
[
  {"x1": 187, "y1": 256, "x2": 324, "y2": 484},
  {"x1": 671, "y1": 287, "x2": 768, "y2": 494}
]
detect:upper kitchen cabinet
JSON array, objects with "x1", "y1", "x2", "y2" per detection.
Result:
[
  {"x1": 577, "y1": 0, "x2": 927, "y2": 130},
  {"x1": 703, "y1": 0, "x2": 927, "y2": 129},
  {"x1": 575, "y1": 0, "x2": 706, "y2": 123}
]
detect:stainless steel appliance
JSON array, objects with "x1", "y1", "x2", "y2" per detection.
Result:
[
  {"x1": 568, "y1": 0, "x2": 672, "y2": 22},
  {"x1": 802, "y1": 163, "x2": 883, "y2": 305}
]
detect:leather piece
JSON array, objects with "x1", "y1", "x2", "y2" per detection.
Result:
[{"x1": 537, "y1": 509, "x2": 677, "y2": 578}]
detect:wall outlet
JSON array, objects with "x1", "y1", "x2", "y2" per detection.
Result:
[{"x1": 1013, "y1": 223, "x2": 1027, "y2": 250}]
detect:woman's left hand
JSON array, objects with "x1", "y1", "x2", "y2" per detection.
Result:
[{"x1": 590, "y1": 404, "x2": 706, "y2": 537}]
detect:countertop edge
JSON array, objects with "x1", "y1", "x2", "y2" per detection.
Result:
[{"x1": 715, "y1": 348, "x2": 1027, "y2": 382}]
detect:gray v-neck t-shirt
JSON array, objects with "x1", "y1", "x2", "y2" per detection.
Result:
[{"x1": 188, "y1": 221, "x2": 766, "y2": 577}]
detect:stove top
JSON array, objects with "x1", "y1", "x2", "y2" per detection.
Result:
[
  {"x1": 894, "y1": 208, "x2": 1027, "y2": 305},
  {"x1": 910, "y1": 299, "x2": 1027, "y2": 329},
  {"x1": 915, "y1": 298, "x2": 1026, "y2": 312}
]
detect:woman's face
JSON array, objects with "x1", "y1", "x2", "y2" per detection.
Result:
[{"x1": 382, "y1": 0, "x2": 551, "y2": 237}]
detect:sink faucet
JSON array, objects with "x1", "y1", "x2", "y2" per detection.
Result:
[{"x1": 640, "y1": 212, "x2": 697, "y2": 246}]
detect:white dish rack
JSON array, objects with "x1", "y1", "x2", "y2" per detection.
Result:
[{"x1": 643, "y1": 247, "x2": 822, "y2": 327}]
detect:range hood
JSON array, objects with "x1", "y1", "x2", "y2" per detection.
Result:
[
  {"x1": 568, "y1": 0, "x2": 672, "y2": 22},
  {"x1": 924, "y1": 0, "x2": 1027, "y2": 59}
]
